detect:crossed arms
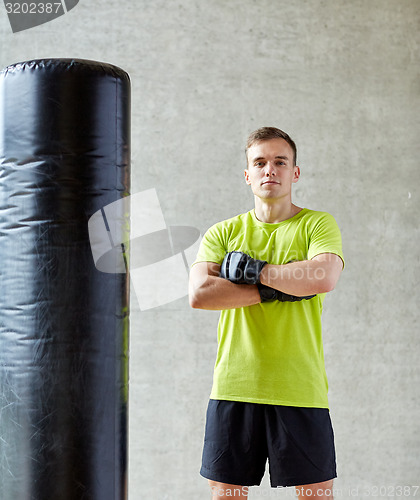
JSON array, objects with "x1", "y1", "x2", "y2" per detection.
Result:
[{"x1": 189, "y1": 253, "x2": 344, "y2": 311}]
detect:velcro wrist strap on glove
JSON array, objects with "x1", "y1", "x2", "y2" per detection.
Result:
[
  {"x1": 258, "y1": 285, "x2": 316, "y2": 303},
  {"x1": 243, "y1": 256, "x2": 267, "y2": 284},
  {"x1": 277, "y1": 291, "x2": 316, "y2": 302}
]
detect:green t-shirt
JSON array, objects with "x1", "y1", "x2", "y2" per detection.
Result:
[{"x1": 193, "y1": 208, "x2": 344, "y2": 409}]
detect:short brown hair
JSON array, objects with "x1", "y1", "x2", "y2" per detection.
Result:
[{"x1": 245, "y1": 127, "x2": 297, "y2": 165}]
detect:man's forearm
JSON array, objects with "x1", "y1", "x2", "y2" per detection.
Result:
[
  {"x1": 189, "y1": 275, "x2": 261, "y2": 310},
  {"x1": 259, "y1": 258, "x2": 339, "y2": 296}
]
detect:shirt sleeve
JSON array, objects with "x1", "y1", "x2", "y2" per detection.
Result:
[
  {"x1": 192, "y1": 222, "x2": 227, "y2": 266},
  {"x1": 307, "y1": 212, "x2": 345, "y2": 267}
]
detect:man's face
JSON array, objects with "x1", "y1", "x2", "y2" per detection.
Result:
[{"x1": 244, "y1": 138, "x2": 300, "y2": 201}]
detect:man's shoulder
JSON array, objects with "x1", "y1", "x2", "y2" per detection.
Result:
[
  {"x1": 297, "y1": 208, "x2": 337, "y2": 225},
  {"x1": 300, "y1": 207, "x2": 332, "y2": 217}
]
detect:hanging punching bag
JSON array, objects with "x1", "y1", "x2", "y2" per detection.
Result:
[{"x1": 0, "y1": 59, "x2": 130, "y2": 500}]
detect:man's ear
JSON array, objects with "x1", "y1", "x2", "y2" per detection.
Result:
[
  {"x1": 244, "y1": 169, "x2": 251, "y2": 185},
  {"x1": 292, "y1": 165, "x2": 301, "y2": 183}
]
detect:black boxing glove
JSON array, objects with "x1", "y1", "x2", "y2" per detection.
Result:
[
  {"x1": 257, "y1": 284, "x2": 316, "y2": 303},
  {"x1": 256, "y1": 284, "x2": 279, "y2": 302},
  {"x1": 220, "y1": 251, "x2": 267, "y2": 285}
]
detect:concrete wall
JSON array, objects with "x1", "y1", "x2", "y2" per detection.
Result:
[{"x1": 1, "y1": 1, "x2": 419, "y2": 498}]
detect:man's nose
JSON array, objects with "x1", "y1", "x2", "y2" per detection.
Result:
[{"x1": 265, "y1": 161, "x2": 276, "y2": 175}]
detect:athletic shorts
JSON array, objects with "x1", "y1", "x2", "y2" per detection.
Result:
[{"x1": 200, "y1": 399, "x2": 337, "y2": 488}]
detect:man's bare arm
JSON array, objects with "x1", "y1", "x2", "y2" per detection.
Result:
[
  {"x1": 189, "y1": 261, "x2": 261, "y2": 310},
  {"x1": 259, "y1": 253, "x2": 343, "y2": 296}
]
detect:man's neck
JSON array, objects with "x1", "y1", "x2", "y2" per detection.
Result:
[{"x1": 254, "y1": 197, "x2": 301, "y2": 224}]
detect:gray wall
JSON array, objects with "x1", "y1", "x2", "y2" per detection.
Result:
[{"x1": 1, "y1": 1, "x2": 419, "y2": 498}]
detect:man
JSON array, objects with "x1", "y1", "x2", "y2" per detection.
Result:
[{"x1": 189, "y1": 127, "x2": 344, "y2": 499}]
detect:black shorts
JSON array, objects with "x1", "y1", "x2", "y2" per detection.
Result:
[{"x1": 200, "y1": 399, "x2": 337, "y2": 488}]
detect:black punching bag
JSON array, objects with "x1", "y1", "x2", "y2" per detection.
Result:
[{"x1": 0, "y1": 59, "x2": 130, "y2": 499}]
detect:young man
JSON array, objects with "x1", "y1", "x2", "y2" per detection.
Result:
[{"x1": 189, "y1": 127, "x2": 344, "y2": 499}]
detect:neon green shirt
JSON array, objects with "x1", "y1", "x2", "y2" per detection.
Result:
[{"x1": 193, "y1": 208, "x2": 344, "y2": 409}]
